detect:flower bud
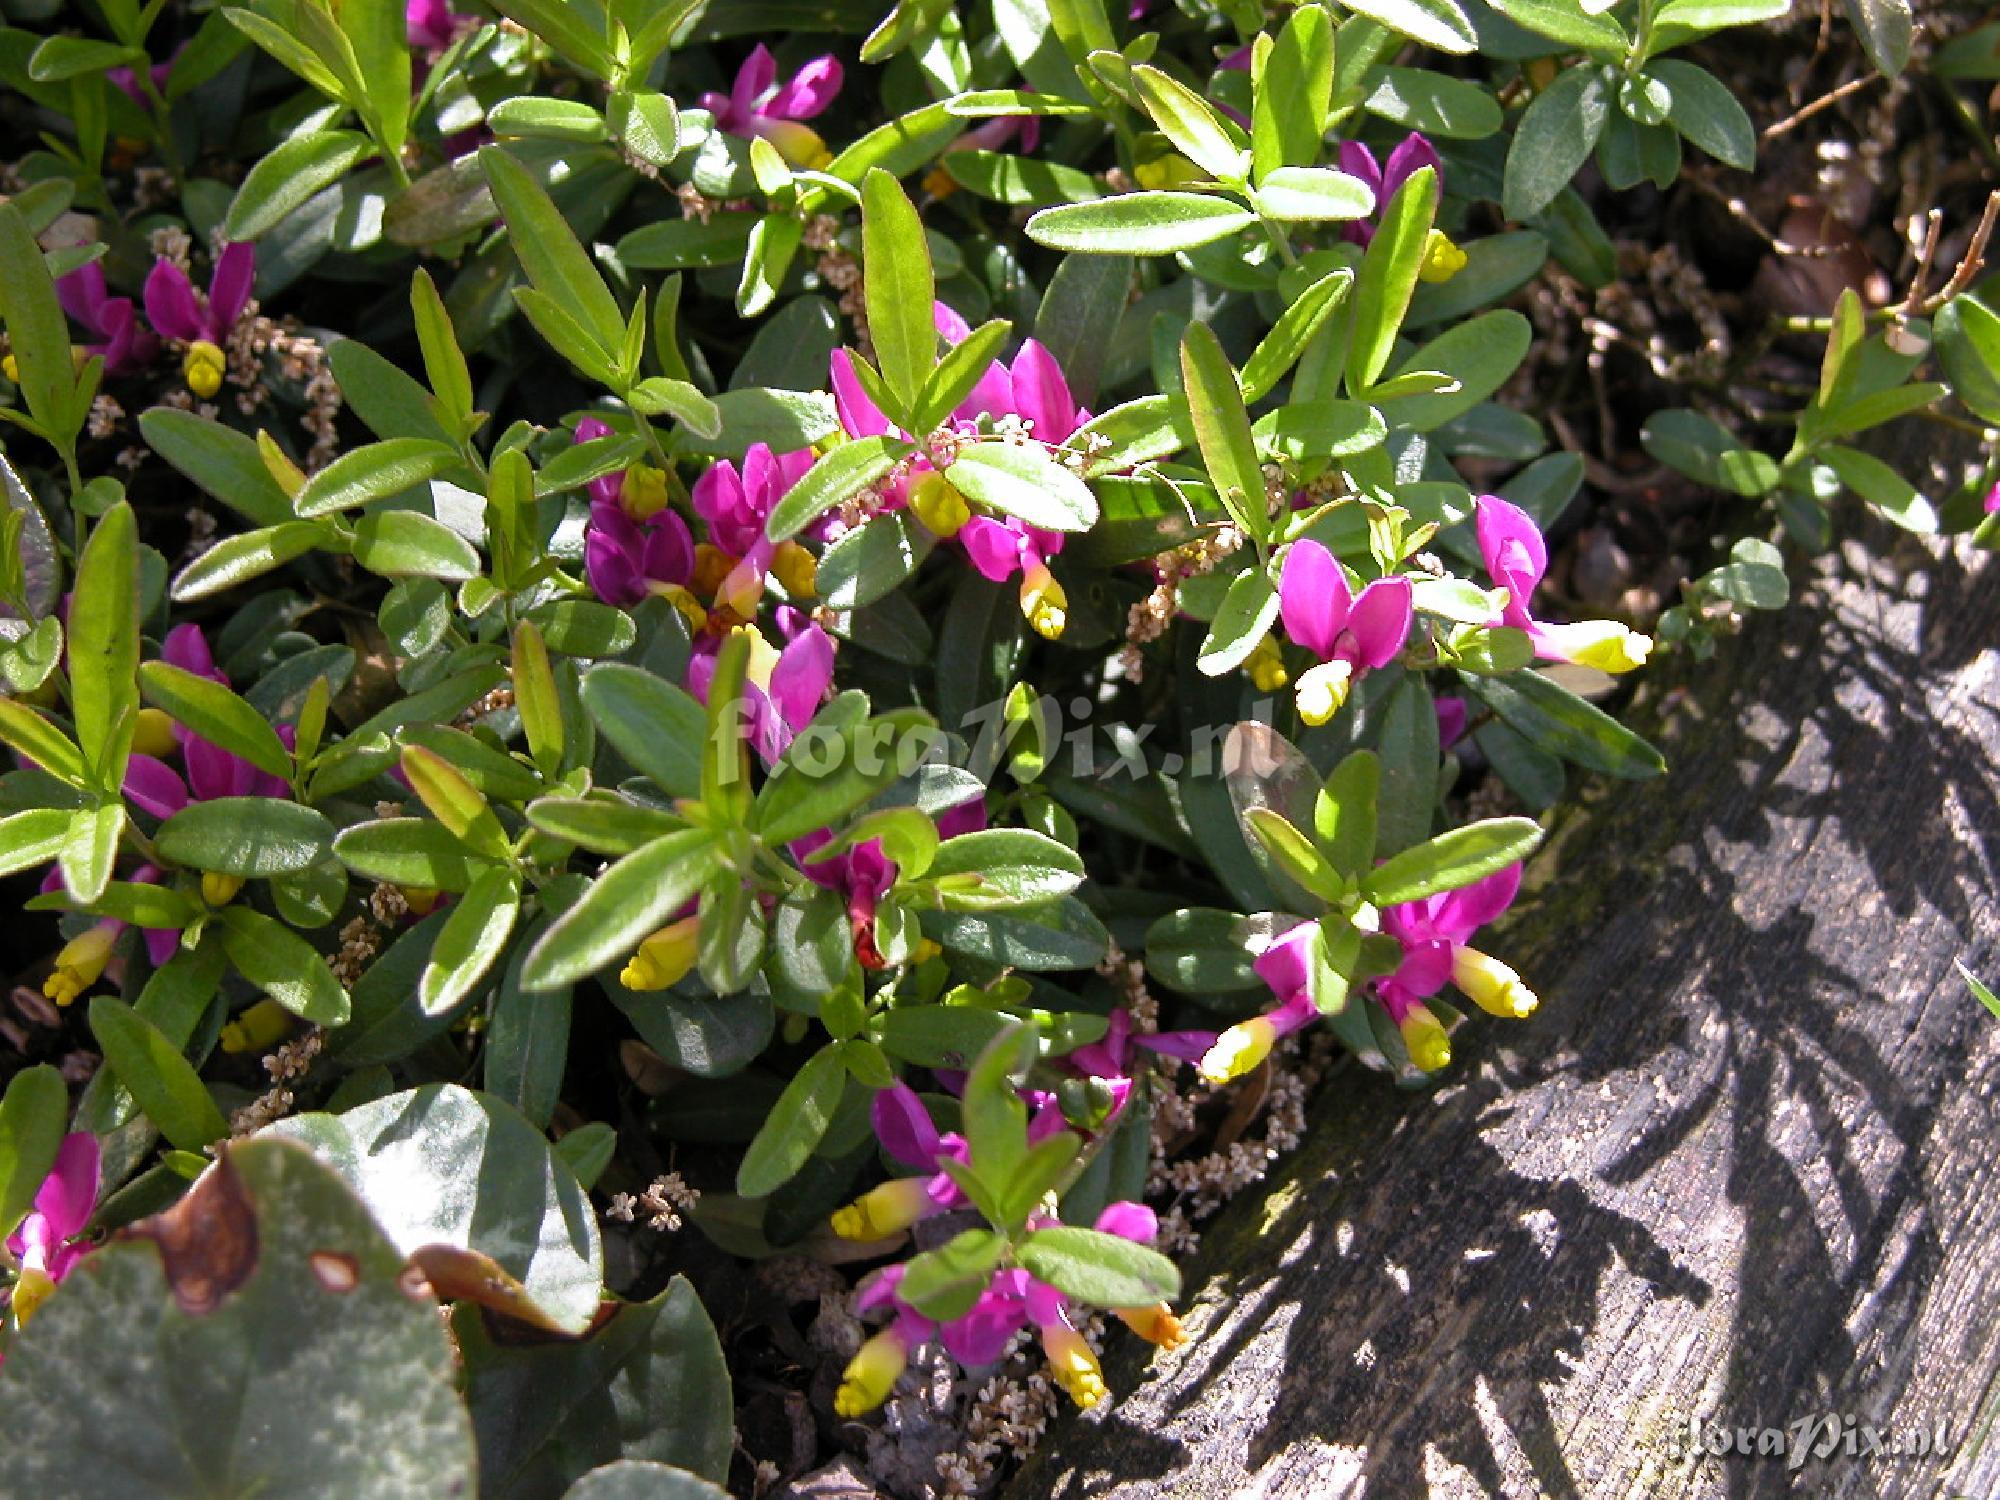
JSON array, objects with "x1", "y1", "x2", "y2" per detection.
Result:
[
  {"x1": 201, "y1": 872, "x2": 245, "y2": 908},
  {"x1": 1398, "y1": 1002, "x2": 1452, "y2": 1073},
  {"x1": 1020, "y1": 562, "x2": 1067, "y2": 641},
  {"x1": 183, "y1": 339, "x2": 227, "y2": 399},
  {"x1": 648, "y1": 582, "x2": 709, "y2": 636},
  {"x1": 834, "y1": 1327, "x2": 911, "y2": 1417},
  {"x1": 43, "y1": 921, "x2": 120, "y2": 1007},
  {"x1": 1198, "y1": 1014, "x2": 1278, "y2": 1086},
  {"x1": 1115, "y1": 1302, "x2": 1188, "y2": 1350},
  {"x1": 829, "y1": 1176, "x2": 933, "y2": 1241},
  {"x1": 132, "y1": 707, "x2": 179, "y2": 758},
  {"x1": 1134, "y1": 153, "x2": 1201, "y2": 190},
  {"x1": 1451, "y1": 946, "x2": 1538, "y2": 1019},
  {"x1": 772, "y1": 540, "x2": 818, "y2": 600},
  {"x1": 401, "y1": 886, "x2": 441, "y2": 917},
  {"x1": 1041, "y1": 1324, "x2": 1108, "y2": 1409},
  {"x1": 1419, "y1": 230, "x2": 1468, "y2": 284},
  {"x1": 618, "y1": 464, "x2": 670, "y2": 520},
  {"x1": 10, "y1": 1265, "x2": 57, "y2": 1327},
  {"x1": 910, "y1": 472, "x2": 970, "y2": 538},
  {"x1": 221, "y1": 997, "x2": 295, "y2": 1055},
  {"x1": 1536, "y1": 619, "x2": 1652, "y2": 674},
  {"x1": 1293, "y1": 658, "x2": 1355, "y2": 727},
  {"x1": 620, "y1": 916, "x2": 700, "y2": 992},
  {"x1": 1246, "y1": 634, "x2": 1289, "y2": 693}
]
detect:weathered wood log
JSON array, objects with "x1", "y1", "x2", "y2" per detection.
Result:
[{"x1": 1009, "y1": 526, "x2": 2000, "y2": 1499}]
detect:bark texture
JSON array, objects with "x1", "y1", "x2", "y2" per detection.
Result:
[{"x1": 1009, "y1": 527, "x2": 2000, "y2": 1499}]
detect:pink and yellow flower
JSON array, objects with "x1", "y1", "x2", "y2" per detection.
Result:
[{"x1": 1277, "y1": 541, "x2": 1413, "y2": 724}]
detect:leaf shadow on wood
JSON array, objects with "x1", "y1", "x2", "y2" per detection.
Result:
[{"x1": 1011, "y1": 525, "x2": 2000, "y2": 1499}]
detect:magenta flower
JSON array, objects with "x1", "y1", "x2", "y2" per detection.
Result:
[
  {"x1": 793, "y1": 796, "x2": 985, "y2": 970},
  {"x1": 1196, "y1": 921, "x2": 1323, "y2": 1084},
  {"x1": 1474, "y1": 495, "x2": 1651, "y2": 673},
  {"x1": 1984, "y1": 481, "x2": 1999, "y2": 514},
  {"x1": 123, "y1": 626, "x2": 291, "y2": 820},
  {"x1": 701, "y1": 45, "x2": 843, "y2": 169},
  {"x1": 1373, "y1": 862, "x2": 1538, "y2": 1071},
  {"x1": 1435, "y1": 696, "x2": 1469, "y2": 750},
  {"x1": 575, "y1": 419, "x2": 699, "y2": 613},
  {"x1": 1277, "y1": 540, "x2": 1412, "y2": 724},
  {"x1": 686, "y1": 610, "x2": 834, "y2": 767},
  {"x1": 1338, "y1": 134, "x2": 1442, "y2": 247},
  {"x1": 106, "y1": 57, "x2": 173, "y2": 104},
  {"x1": 836, "y1": 1200, "x2": 1176, "y2": 1424},
  {"x1": 1061, "y1": 1007, "x2": 1216, "y2": 1123},
  {"x1": 407, "y1": 0, "x2": 472, "y2": 51},
  {"x1": 836, "y1": 1199, "x2": 1180, "y2": 1415},
  {"x1": 692, "y1": 442, "x2": 818, "y2": 618},
  {"x1": 144, "y1": 242, "x2": 253, "y2": 347},
  {"x1": 833, "y1": 304, "x2": 1091, "y2": 640},
  {"x1": 4, "y1": 1133, "x2": 99, "y2": 1331},
  {"x1": 56, "y1": 261, "x2": 155, "y2": 377},
  {"x1": 144, "y1": 242, "x2": 253, "y2": 400}
]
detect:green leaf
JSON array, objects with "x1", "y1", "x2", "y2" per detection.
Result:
[
  {"x1": 942, "y1": 150, "x2": 1103, "y2": 206},
  {"x1": 218, "y1": 906, "x2": 351, "y2": 1024},
  {"x1": 0, "y1": 202, "x2": 81, "y2": 444},
  {"x1": 764, "y1": 435, "x2": 905, "y2": 543},
  {"x1": 350, "y1": 510, "x2": 483, "y2": 581},
  {"x1": 488, "y1": 97, "x2": 609, "y2": 142},
  {"x1": 896, "y1": 1229, "x2": 1006, "y2": 1321},
  {"x1": 420, "y1": 866, "x2": 521, "y2": 1017},
  {"x1": 0, "y1": 1137, "x2": 477, "y2": 1494},
  {"x1": 138, "y1": 662, "x2": 292, "y2": 779},
  {"x1": 1935, "y1": 295, "x2": 2000, "y2": 425},
  {"x1": 171, "y1": 522, "x2": 328, "y2": 602},
  {"x1": 755, "y1": 705, "x2": 936, "y2": 846},
  {"x1": 860, "y1": 169, "x2": 935, "y2": 420},
  {"x1": 526, "y1": 796, "x2": 683, "y2": 855},
  {"x1": 155, "y1": 797, "x2": 334, "y2": 877},
  {"x1": 1504, "y1": 66, "x2": 1613, "y2": 222},
  {"x1": 1463, "y1": 671, "x2": 1667, "y2": 780},
  {"x1": 1197, "y1": 566, "x2": 1282, "y2": 675},
  {"x1": 818, "y1": 510, "x2": 935, "y2": 610},
  {"x1": 484, "y1": 919, "x2": 570, "y2": 1129},
  {"x1": 1348, "y1": 165, "x2": 1439, "y2": 394},
  {"x1": 225, "y1": 131, "x2": 372, "y2": 240},
  {"x1": 138, "y1": 409, "x2": 295, "y2": 528},
  {"x1": 1374, "y1": 674, "x2": 1441, "y2": 856},
  {"x1": 1317, "y1": 749, "x2": 1381, "y2": 881},
  {"x1": 1018, "y1": 1225, "x2": 1183, "y2": 1306},
  {"x1": 333, "y1": 818, "x2": 489, "y2": 892},
  {"x1": 1253, "y1": 167, "x2": 1374, "y2": 223},
  {"x1": 401, "y1": 745, "x2": 511, "y2": 860},
  {"x1": 873, "y1": 1005, "x2": 1017, "y2": 1067},
  {"x1": 946, "y1": 442, "x2": 1100, "y2": 531},
  {"x1": 1821, "y1": 445, "x2": 1938, "y2": 532},
  {"x1": 1639, "y1": 408, "x2": 1780, "y2": 496},
  {"x1": 927, "y1": 828, "x2": 1084, "y2": 909},
  {"x1": 27, "y1": 34, "x2": 145, "y2": 81},
  {"x1": 579, "y1": 662, "x2": 708, "y2": 798},
  {"x1": 1241, "y1": 268, "x2": 1353, "y2": 402},
  {"x1": 736, "y1": 1044, "x2": 846, "y2": 1197},
  {"x1": 1960, "y1": 960, "x2": 2000, "y2": 1021},
  {"x1": 88, "y1": 995, "x2": 229, "y2": 1151},
  {"x1": 485, "y1": 0, "x2": 615, "y2": 77},
  {"x1": 0, "y1": 1064, "x2": 67, "y2": 1240},
  {"x1": 1345, "y1": 0, "x2": 1475, "y2": 50},
  {"x1": 1486, "y1": 0, "x2": 1629, "y2": 52},
  {"x1": 271, "y1": 1083, "x2": 603, "y2": 1332},
  {"x1": 1652, "y1": 0, "x2": 1799, "y2": 54},
  {"x1": 1377, "y1": 309, "x2": 1532, "y2": 430},
  {"x1": 522, "y1": 830, "x2": 723, "y2": 989},
  {"x1": 1362, "y1": 816, "x2": 1543, "y2": 905},
  {"x1": 0, "y1": 698, "x2": 88, "y2": 793},
  {"x1": 69, "y1": 500, "x2": 140, "y2": 790},
  {"x1": 293, "y1": 438, "x2": 458, "y2": 519},
  {"x1": 1649, "y1": 59, "x2": 1754, "y2": 168},
  {"x1": 59, "y1": 801, "x2": 123, "y2": 905},
  {"x1": 480, "y1": 145, "x2": 625, "y2": 357},
  {"x1": 1132, "y1": 64, "x2": 1246, "y2": 180},
  {"x1": 0, "y1": 807, "x2": 71, "y2": 879},
  {"x1": 1026, "y1": 194, "x2": 1256, "y2": 255},
  {"x1": 1364, "y1": 65, "x2": 1503, "y2": 140},
  {"x1": 459, "y1": 1277, "x2": 732, "y2": 1494},
  {"x1": 1254, "y1": 3, "x2": 1335, "y2": 177},
  {"x1": 1180, "y1": 321, "x2": 1268, "y2": 541},
  {"x1": 1245, "y1": 807, "x2": 1346, "y2": 902}
]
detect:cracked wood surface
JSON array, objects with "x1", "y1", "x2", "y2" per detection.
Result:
[{"x1": 1008, "y1": 529, "x2": 2000, "y2": 1499}]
